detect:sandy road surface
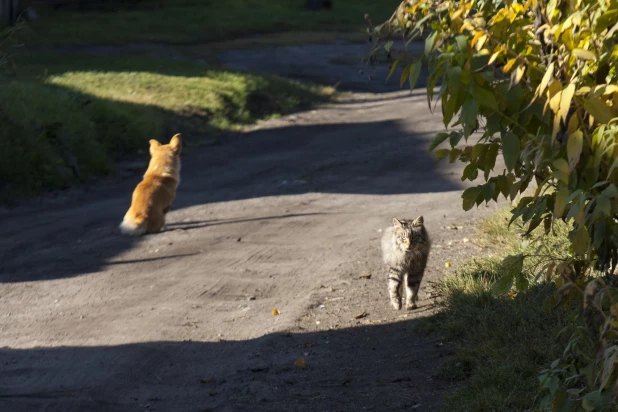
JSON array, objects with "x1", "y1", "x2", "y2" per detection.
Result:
[{"x1": 0, "y1": 43, "x2": 503, "y2": 411}]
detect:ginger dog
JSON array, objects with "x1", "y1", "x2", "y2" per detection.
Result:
[{"x1": 119, "y1": 134, "x2": 182, "y2": 236}]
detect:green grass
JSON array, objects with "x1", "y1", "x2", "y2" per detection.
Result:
[
  {"x1": 0, "y1": 52, "x2": 333, "y2": 203},
  {"x1": 419, "y1": 208, "x2": 583, "y2": 411},
  {"x1": 20, "y1": 0, "x2": 400, "y2": 46},
  {"x1": 15, "y1": 52, "x2": 334, "y2": 129}
]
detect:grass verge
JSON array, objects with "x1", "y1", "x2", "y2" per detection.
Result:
[
  {"x1": 419, "y1": 208, "x2": 585, "y2": 411},
  {"x1": 0, "y1": 52, "x2": 333, "y2": 204},
  {"x1": 20, "y1": 0, "x2": 400, "y2": 46}
]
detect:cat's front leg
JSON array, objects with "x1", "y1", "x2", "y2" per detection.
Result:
[
  {"x1": 405, "y1": 272, "x2": 422, "y2": 310},
  {"x1": 387, "y1": 268, "x2": 403, "y2": 310}
]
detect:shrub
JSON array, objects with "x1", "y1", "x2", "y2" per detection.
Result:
[{"x1": 367, "y1": 0, "x2": 618, "y2": 408}]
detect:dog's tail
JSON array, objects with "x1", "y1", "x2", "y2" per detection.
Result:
[{"x1": 119, "y1": 215, "x2": 147, "y2": 236}]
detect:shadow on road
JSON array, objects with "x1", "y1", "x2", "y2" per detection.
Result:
[
  {"x1": 0, "y1": 113, "x2": 462, "y2": 283},
  {"x1": 0, "y1": 317, "x2": 448, "y2": 411}
]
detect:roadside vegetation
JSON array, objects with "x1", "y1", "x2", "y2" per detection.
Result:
[
  {"x1": 19, "y1": 0, "x2": 399, "y2": 46},
  {"x1": 3, "y1": 0, "x2": 398, "y2": 203},
  {"x1": 371, "y1": 0, "x2": 618, "y2": 409},
  {"x1": 419, "y1": 209, "x2": 593, "y2": 411},
  {"x1": 0, "y1": 51, "x2": 332, "y2": 203}
]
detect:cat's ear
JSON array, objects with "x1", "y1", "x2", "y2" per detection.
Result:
[
  {"x1": 413, "y1": 216, "x2": 424, "y2": 226},
  {"x1": 393, "y1": 218, "x2": 404, "y2": 228}
]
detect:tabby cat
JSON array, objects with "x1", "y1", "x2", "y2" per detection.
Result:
[{"x1": 381, "y1": 216, "x2": 431, "y2": 310}]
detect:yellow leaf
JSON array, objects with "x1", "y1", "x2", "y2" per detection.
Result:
[
  {"x1": 576, "y1": 86, "x2": 591, "y2": 96},
  {"x1": 537, "y1": 61, "x2": 554, "y2": 98},
  {"x1": 445, "y1": 262, "x2": 453, "y2": 268},
  {"x1": 511, "y1": 3, "x2": 524, "y2": 14},
  {"x1": 510, "y1": 65, "x2": 526, "y2": 89},
  {"x1": 471, "y1": 17, "x2": 486, "y2": 29},
  {"x1": 476, "y1": 34, "x2": 487, "y2": 51},
  {"x1": 548, "y1": 81, "x2": 563, "y2": 114},
  {"x1": 488, "y1": 7, "x2": 508, "y2": 25},
  {"x1": 572, "y1": 48, "x2": 596, "y2": 60},
  {"x1": 593, "y1": 85, "x2": 618, "y2": 96},
  {"x1": 478, "y1": 48, "x2": 490, "y2": 56},
  {"x1": 554, "y1": 20, "x2": 571, "y2": 42},
  {"x1": 560, "y1": 84, "x2": 576, "y2": 123},
  {"x1": 451, "y1": 8, "x2": 464, "y2": 20},
  {"x1": 409, "y1": 1, "x2": 423, "y2": 13},
  {"x1": 488, "y1": 50, "x2": 501, "y2": 66},
  {"x1": 503, "y1": 57, "x2": 518, "y2": 73},
  {"x1": 460, "y1": 20, "x2": 474, "y2": 33},
  {"x1": 272, "y1": 309, "x2": 280, "y2": 316},
  {"x1": 561, "y1": 30, "x2": 575, "y2": 51},
  {"x1": 470, "y1": 31, "x2": 484, "y2": 48},
  {"x1": 547, "y1": 0, "x2": 558, "y2": 22},
  {"x1": 294, "y1": 357, "x2": 306, "y2": 369}
]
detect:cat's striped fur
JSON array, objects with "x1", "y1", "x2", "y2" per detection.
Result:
[{"x1": 381, "y1": 216, "x2": 431, "y2": 310}]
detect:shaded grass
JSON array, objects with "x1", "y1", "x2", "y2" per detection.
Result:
[
  {"x1": 419, "y1": 208, "x2": 582, "y2": 411},
  {"x1": 476, "y1": 207, "x2": 572, "y2": 283},
  {"x1": 0, "y1": 52, "x2": 333, "y2": 204},
  {"x1": 0, "y1": 80, "x2": 158, "y2": 201},
  {"x1": 21, "y1": 0, "x2": 400, "y2": 46}
]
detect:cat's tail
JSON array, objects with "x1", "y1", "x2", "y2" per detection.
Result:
[{"x1": 119, "y1": 215, "x2": 147, "y2": 236}]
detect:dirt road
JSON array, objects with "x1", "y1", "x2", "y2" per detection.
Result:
[{"x1": 0, "y1": 43, "x2": 502, "y2": 411}]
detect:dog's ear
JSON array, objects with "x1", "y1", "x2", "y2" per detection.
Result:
[
  {"x1": 413, "y1": 216, "x2": 424, "y2": 226},
  {"x1": 393, "y1": 218, "x2": 404, "y2": 228},
  {"x1": 169, "y1": 134, "x2": 182, "y2": 155},
  {"x1": 149, "y1": 139, "x2": 161, "y2": 156}
]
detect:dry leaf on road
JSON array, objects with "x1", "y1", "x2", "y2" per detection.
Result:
[{"x1": 294, "y1": 357, "x2": 306, "y2": 369}]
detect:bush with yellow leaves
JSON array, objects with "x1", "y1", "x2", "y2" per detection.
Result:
[{"x1": 367, "y1": 0, "x2": 618, "y2": 409}]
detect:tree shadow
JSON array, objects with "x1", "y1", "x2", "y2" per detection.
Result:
[
  {"x1": 0, "y1": 318, "x2": 449, "y2": 411},
  {"x1": 218, "y1": 41, "x2": 429, "y2": 94},
  {"x1": 0, "y1": 49, "x2": 463, "y2": 284},
  {"x1": 0, "y1": 110, "x2": 462, "y2": 283}
]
